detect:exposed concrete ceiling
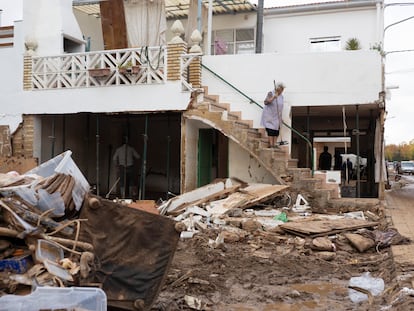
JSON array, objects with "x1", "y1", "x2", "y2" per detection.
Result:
[{"x1": 292, "y1": 103, "x2": 380, "y2": 118}]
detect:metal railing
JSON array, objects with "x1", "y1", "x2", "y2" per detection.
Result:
[{"x1": 201, "y1": 63, "x2": 314, "y2": 176}]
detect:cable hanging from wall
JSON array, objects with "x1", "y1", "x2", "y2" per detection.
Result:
[{"x1": 139, "y1": 46, "x2": 163, "y2": 71}]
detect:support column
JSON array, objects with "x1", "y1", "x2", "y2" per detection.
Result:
[
  {"x1": 167, "y1": 20, "x2": 187, "y2": 82},
  {"x1": 12, "y1": 115, "x2": 35, "y2": 158},
  {"x1": 188, "y1": 57, "x2": 201, "y2": 89},
  {"x1": 23, "y1": 56, "x2": 32, "y2": 90}
]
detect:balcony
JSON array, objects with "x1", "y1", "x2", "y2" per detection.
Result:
[{"x1": 30, "y1": 46, "x2": 166, "y2": 90}]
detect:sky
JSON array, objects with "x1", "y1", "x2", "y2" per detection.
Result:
[{"x1": 0, "y1": 0, "x2": 413, "y2": 145}]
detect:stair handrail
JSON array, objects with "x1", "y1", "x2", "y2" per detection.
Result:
[{"x1": 201, "y1": 63, "x2": 314, "y2": 176}]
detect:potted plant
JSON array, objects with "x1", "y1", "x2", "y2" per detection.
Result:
[
  {"x1": 118, "y1": 60, "x2": 140, "y2": 74},
  {"x1": 88, "y1": 65, "x2": 111, "y2": 77}
]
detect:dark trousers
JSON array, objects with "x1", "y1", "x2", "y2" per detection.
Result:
[{"x1": 119, "y1": 166, "x2": 135, "y2": 197}]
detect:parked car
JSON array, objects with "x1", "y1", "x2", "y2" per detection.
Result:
[{"x1": 398, "y1": 161, "x2": 414, "y2": 175}]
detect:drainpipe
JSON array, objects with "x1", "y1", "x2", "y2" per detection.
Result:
[
  {"x1": 96, "y1": 115, "x2": 100, "y2": 196},
  {"x1": 62, "y1": 115, "x2": 66, "y2": 151},
  {"x1": 206, "y1": 0, "x2": 213, "y2": 55},
  {"x1": 256, "y1": 0, "x2": 264, "y2": 53},
  {"x1": 166, "y1": 135, "x2": 171, "y2": 200},
  {"x1": 306, "y1": 106, "x2": 310, "y2": 168},
  {"x1": 355, "y1": 105, "x2": 360, "y2": 198},
  {"x1": 197, "y1": 0, "x2": 202, "y2": 32},
  {"x1": 139, "y1": 115, "x2": 148, "y2": 200},
  {"x1": 50, "y1": 117, "x2": 55, "y2": 158}
]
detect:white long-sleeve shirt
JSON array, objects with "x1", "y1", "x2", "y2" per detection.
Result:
[{"x1": 113, "y1": 144, "x2": 140, "y2": 167}]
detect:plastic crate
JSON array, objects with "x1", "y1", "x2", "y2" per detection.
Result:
[
  {"x1": 26, "y1": 150, "x2": 90, "y2": 211},
  {"x1": 0, "y1": 254, "x2": 32, "y2": 274},
  {"x1": 0, "y1": 286, "x2": 107, "y2": 311}
]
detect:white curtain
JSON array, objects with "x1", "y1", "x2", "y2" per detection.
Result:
[{"x1": 123, "y1": 0, "x2": 167, "y2": 47}]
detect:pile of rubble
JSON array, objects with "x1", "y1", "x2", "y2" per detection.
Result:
[
  {"x1": 158, "y1": 178, "x2": 407, "y2": 254},
  {"x1": 0, "y1": 151, "x2": 180, "y2": 311},
  {"x1": 154, "y1": 178, "x2": 412, "y2": 310},
  {"x1": 0, "y1": 164, "x2": 95, "y2": 299}
]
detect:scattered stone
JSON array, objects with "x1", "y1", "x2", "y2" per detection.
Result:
[
  {"x1": 345, "y1": 233, "x2": 375, "y2": 252},
  {"x1": 316, "y1": 251, "x2": 336, "y2": 261},
  {"x1": 311, "y1": 237, "x2": 335, "y2": 251},
  {"x1": 242, "y1": 219, "x2": 262, "y2": 232}
]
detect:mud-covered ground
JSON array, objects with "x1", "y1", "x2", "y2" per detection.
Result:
[{"x1": 151, "y1": 188, "x2": 414, "y2": 311}]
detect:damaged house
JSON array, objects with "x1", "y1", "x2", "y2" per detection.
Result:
[{"x1": 0, "y1": 0, "x2": 386, "y2": 202}]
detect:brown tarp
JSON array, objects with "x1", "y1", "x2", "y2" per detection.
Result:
[{"x1": 79, "y1": 195, "x2": 179, "y2": 310}]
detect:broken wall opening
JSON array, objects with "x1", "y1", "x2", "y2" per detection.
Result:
[
  {"x1": 291, "y1": 104, "x2": 380, "y2": 198},
  {"x1": 37, "y1": 112, "x2": 181, "y2": 200}
]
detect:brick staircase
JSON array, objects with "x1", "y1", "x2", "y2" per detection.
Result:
[{"x1": 184, "y1": 87, "x2": 340, "y2": 202}]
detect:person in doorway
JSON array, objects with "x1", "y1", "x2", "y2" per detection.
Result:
[
  {"x1": 318, "y1": 146, "x2": 332, "y2": 170},
  {"x1": 342, "y1": 158, "x2": 353, "y2": 184},
  {"x1": 113, "y1": 136, "x2": 140, "y2": 198},
  {"x1": 261, "y1": 82, "x2": 285, "y2": 148}
]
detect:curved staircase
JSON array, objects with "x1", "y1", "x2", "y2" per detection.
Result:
[{"x1": 183, "y1": 87, "x2": 341, "y2": 203}]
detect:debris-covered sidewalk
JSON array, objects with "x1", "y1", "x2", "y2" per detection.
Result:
[{"x1": 152, "y1": 178, "x2": 413, "y2": 310}]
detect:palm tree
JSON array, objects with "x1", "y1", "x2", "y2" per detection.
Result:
[{"x1": 345, "y1": 38, "x2": 361, "y2": 50}]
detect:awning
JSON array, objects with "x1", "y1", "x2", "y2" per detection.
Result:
[{"x1": 73, "y1": 0, "x2": 257, "y2": 19}]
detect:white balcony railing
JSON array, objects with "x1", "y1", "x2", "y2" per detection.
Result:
[{"x1": 31, "y1": 46, "x2": 166, "y2": 90}]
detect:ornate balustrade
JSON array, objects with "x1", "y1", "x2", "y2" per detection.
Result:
[{"x1": 31, "y1": 46, "x2": 166, "y2": 90}]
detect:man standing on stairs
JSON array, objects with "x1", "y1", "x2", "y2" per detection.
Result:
[{"x1": 261, "y1": 82, "x2": 285, "y2": 148}]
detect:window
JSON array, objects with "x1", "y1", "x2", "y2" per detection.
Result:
[
  {"x1": 211, "y1": 28, "x2": 255, "y2": 55},
  {"x1": 310, "y1": 36, "x2": 341, "y2": 52}
]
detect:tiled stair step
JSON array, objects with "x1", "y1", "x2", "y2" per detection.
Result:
[
  {"x1": 196, "y1": 109, "x2": 225, "y2": 122},
  {"x1": 234, "y1": 119, "x2": 253, "y2": 129},
  {"x1": 287, "y1": 167, "x2": 312, "y2": 181},
  {"x1": 227, "y1": 111, "x2": 242, "y2": 121},
  {"x1": 203, "y1": 94, "x2": 220, "y2": 104},
  {"x1": 245, "y1": 128, "x2": 262, "y2": 139},
  {"x1": 258, "y1": 148, "x2": 288, "y2": 166},
  {"x1": 291, "y1": 177, "x2": 323, "y2": 192},
  {"x1": 288, "y1": 158, "x2": 299, "y2": 168},
  {"x1": 208, "y1": 101, "x2": 230, "y2": 112}
]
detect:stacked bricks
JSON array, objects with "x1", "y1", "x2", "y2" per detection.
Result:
[
  {"x1": 167, "y1": 42, "x2": 187, "y2": 81},
  {"x1": 23, "y1": 55, "x2": 32, "y2": 90},
  {"x1": 12, "y1": 115, "x2": 34, "y2": 158},
  {"x1": 188, "y1": 56, "x2": 201, "y2": 89}
]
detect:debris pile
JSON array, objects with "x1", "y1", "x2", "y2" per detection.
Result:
[
  {"x1": 158, "y1": 178, "x2": 406, "y2": 257},
  {"x1": 0, "y1": 162, "x2": 93, "y2": 297},
  {"x1": 0, "y1": 151, "x2": 180, "y2": 311},
  {"x1": 153, "y1": 178, "x2": 412, "y2": 310}
]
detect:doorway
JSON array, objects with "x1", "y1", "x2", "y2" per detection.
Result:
[{"x1": 197, "y1": 129, "x2": 228, "y2": 187}]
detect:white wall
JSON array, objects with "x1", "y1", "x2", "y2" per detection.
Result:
[
  {"x1": 264, "y1": 8, "x2": 380, "y2": 53},
  {"x1": 23, "y1": 0, "x2": 84, "y2": 55},
  {"x1": 73, "y1": 9, "x2": 104, "y2": 51},
  {"x1": 228, "y1": 141, "x2": 278, "y2": 184},
  {"x1": 4, "y1": 81, "x2": 190, "y2": 115},
  {"x1": 202, "y1": 50, "x2": 382, "y2": 145}
]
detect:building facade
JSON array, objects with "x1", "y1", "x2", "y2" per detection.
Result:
[{"x1": 0, "y1": 0, "x2": 385, "y2": 199}]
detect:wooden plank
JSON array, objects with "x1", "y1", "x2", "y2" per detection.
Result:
[
  {"x1": 280, "y1": 218, "x2": 378, "y2": 238},
  {"x1": 214, "y1": 184, "x2": 289, "y2": 211},
  {"x1": 168, "y1": 185, "x2": 241, "y2": 216},
  {"x1": 100, "y1": 0, "x2": 127, "y2": 50}
]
